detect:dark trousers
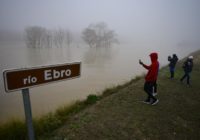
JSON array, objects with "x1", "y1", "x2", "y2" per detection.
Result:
[
  {"x1": 180, "y1": 72, "x2": 190, "y2": 85},
  {"x1": 153, "y1": 81, "x2": 157, "y2": 93},
  {"x1": 170, "y1": 67, "x2": 175, "y2": 78},
  {"x1": 170, "y1": 71, "x2": 174, "y2": 78},
  {"x1": 144, "y1": 82, "x2": 157, "y2": 102}
]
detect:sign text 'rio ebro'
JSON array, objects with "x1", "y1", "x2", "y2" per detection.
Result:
[{"x1": 3, "y1": 62, "x2": 81, "y2": 92}]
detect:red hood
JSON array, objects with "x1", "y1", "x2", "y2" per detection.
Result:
[{"x1": 150, "y1": 52, "x2": 158, "y2": 62}]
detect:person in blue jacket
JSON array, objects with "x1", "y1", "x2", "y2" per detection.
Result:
[{"x1": 168, "y1": 54, "x2": 178, "y2": 79}]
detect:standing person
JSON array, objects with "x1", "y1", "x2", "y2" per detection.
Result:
[
  {"x1": 168, "y1": 54, "x2": 179, "y2": 79},
  {"x1": 180, "y1": 56, "x2": 193, "y2": 86},
  {"x1": 139, "y1": 52, "x2": 159, "y2": 105}
]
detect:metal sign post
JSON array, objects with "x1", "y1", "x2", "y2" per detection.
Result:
[
  {"x1": 22, "y1": 88, "x2": 35, "y2": 140},
  {"x1": 3, "y1": 62, "x2": 81, "y2": 140}
]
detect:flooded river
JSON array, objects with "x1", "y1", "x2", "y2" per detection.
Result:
[{"x1": 0, "y1": 41, "x2": 197, "y2": 122}]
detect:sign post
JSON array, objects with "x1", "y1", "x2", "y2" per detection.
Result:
[
  {"x1": 3, "y1": 62, "x2": 81, "y2": 140},
  {"x1": 22, "y1": 88, "x2": 35, "y2": 140}
]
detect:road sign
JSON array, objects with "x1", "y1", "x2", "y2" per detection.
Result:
[
  {"x1": 3, "y1": 62, "x2": 81, "y2": 92},
  {"x1": 3, "y1": 62, "x2": 81, "y2": 140}
]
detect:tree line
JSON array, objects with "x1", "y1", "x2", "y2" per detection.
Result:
[
  {"x1": 25, "y1": 26, "x2": 72, "y2": 48},
  {"x1": 25, "y1": 22, "x2": 119, "y2": 48}
]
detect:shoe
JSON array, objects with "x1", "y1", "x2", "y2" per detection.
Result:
[
  {"x1": 187, "y1": 84, "x2": 191, "y2": 87},
  {"x1": 142, "y1": 100, "x2": 151, "y2": 104},
  {"x1": 151, "y1": 99, "x2": 159, "y2": 105},
  {"x1": 153, "y1": 93, "x2": 157, "y2": 96}
]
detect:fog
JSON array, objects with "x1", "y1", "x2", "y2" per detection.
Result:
[
  {"x1": 0, "y1": 0, "x2": 200, "y2": 122},
  {"x1": 1, "y1": 0, "x2": 200, "y2": 47}
]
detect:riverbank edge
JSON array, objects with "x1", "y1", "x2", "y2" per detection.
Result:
[{"x1": 0, "y1": 75, "x2": 142, "y2": 139}]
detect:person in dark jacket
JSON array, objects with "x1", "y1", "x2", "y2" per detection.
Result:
[
  {"x1": 180, "y1": 56, "x2": 193, "y2": 86},
  {"x1": 139, "y1": 52, "x2": 159, "y2": 105},
  {"x1": 168, "y1": 54, "x2": 179, "y2": 79}
]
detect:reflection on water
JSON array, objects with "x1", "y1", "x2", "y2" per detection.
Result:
[
  {"x1": 84, "y1": 47, "x2": 114, "y2": 66},
  {"x1": 0, "y1": 41, "x2": 198, "y2": 122},
  {"x1": 26, "y1": 47, "x2": 74, "y2": 66}
]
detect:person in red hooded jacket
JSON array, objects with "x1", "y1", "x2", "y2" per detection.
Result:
[{"x1": 139, "y1": 52, "x2": 159, "y2": 105}]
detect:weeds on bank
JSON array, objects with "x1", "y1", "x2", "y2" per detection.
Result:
[{"x1": 0, "y1": 76, "x2": 141, "y2": 139}]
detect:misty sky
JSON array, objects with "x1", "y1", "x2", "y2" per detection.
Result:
[{"x1": 0, "y1": 0, "x2": 200, "y2": 45}]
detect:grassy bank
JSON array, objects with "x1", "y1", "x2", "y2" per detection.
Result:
[
  {"x1": 1, "y1": 50, "x2": 200, "y2": 140},
  {"x1": 0, "y1": 76, "x2": 141, "y2": 140}
]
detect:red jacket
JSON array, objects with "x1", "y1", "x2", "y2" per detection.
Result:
[{"x1": 142, "y1": 53, "x2": 159, "y2": 82}]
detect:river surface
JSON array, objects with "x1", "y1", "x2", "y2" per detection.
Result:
[{"x1": 0, "y1": 41, "x2": 197, "y2": 122}]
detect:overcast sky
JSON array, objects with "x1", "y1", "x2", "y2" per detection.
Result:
[{"x1": 0, "y1": 0, "x2": 200, "y2": 45}]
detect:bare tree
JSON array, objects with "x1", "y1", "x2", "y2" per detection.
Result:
[
  {"x1": 104, "y1": 30, "x2": 119, "y2": 47},
  {"x1": 65, "y1": 30, "x2": 73, "y2": 47},
  {"x1": 25, "y1": 26, "x2": 74, "y2": 48},
  {"x1": 25, "y1": 26, "x2": 47, "y2": 48},
  {"x1": 82, "y1": 28, "x2": 97, "y2": 47},
  {"x1": 82, "y1": 22, "x2": 118, "y2": 47},
  {"x1": 53, "y1": 29, "x2": 65, "y2": 47},
  {"x1": 45, "y1": 30, "x2": 53, "y2": 48}
]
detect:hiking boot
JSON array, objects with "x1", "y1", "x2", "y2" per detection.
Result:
[
  {"x1": 151, "y1": 99, "x2": 159, "y2": 105},
  {"x1": 187, "y1": 84, "x2": 191, "y2": 87}
]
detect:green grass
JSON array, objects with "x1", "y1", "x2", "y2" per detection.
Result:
[{"x1": 0, "y1": 119, "x2": 27, "y2": 140}]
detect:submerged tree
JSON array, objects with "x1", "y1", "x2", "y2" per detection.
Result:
[
  {"x1": 25, "y1": 26, "x2": 73, "y2": 48},
  {"x1": 53, "y1": 29, "x2": 65, "y2": 47},
  {"x1": 65, "y1": 30, "x2": 73, "y2": 47},
  {"x1": 82, "y1": 28, "x2": 97, "y2": 47},
  {"x1": 82, "y1": 22, "x2": 118, "y2": 47},
  {"x1": 25, "y1": 26, "x2": 47, "y2": 48}
]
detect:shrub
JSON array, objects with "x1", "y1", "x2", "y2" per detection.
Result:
[{"x1": 84, "y1": 94, "x2": 99, "y2": 105}]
